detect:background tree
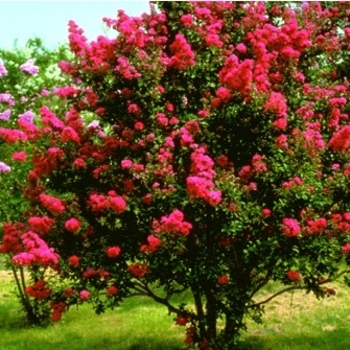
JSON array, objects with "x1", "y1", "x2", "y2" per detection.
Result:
[{"x1": 0, "y1": 39, "x2": 70, "y2": 324}]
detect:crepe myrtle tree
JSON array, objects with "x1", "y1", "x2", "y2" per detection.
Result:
[
  {"x1": 2, "y1": 1, "x2": 350, "y2": 347},
  {"x1": 0, "y1": 39, "x2": 71, "y2": 324}
]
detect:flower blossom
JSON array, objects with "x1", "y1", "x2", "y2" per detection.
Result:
[
  {"x1": 65, "y1": 218, "x2": 81, "y2": 233},
  {"x1": 28, "y1": 216, "x2": 55, "y2": 235},
  {"x1": 106, "y1": 246, "x2": 121, "y2": 258},
  {"x1": 25, "y1": 280, "x2": 52, "y2": 300},
  {"x1": 18, "y1": 111, "x2": 35, "y2": 123},
  {"x1": 20, "y1": 59, "x2": 39, "y2": 75},
  {"x1": 0, "y1": 93, "x2": 15, "y2": 106},
  {"x1": 0, "y1": 59, "x2": 8, "y2": 76},
  {"x1": 0, "y1": 109, "x2": 11, "y2": 121},
  {"x1": 12, "y1": 231, "x2": 59, "y2": 267},
  {"x1": 282, "y1": 218, "x2": 301, "y2": 237},
  {"x1": 287, "y1": 270, "x2": 301, "y2": 282},
  {"x1": 12, "y1": 151, "x2": 27, "y2": 162},
  {"x1": 107, "y1": 286, "x2": 118, "y2": 296},
  {"x1": 0, "y1": 161, "x2": 11, "y2": 173},
  {"x1": 140, "y1": 235, "x2": 162, "y2": 253},
  {"x1": 127, "y1": 262, "x2": 149, "y2": 278},
  {"x1": 79, "y1": 290, "x2": 90, "y2": 301},
  {"x1": 39, "y1": 193, "x2": 65, "y2": 215},
  {"x1": 68, "y1": 255, "x2": 80, "y2": 267}
]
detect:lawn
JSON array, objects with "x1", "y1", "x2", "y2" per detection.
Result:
[{"x1": 1, "y1": 265, "x2": 350, "y2": 350}]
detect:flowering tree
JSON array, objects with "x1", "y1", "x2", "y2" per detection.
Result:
[
  {"x1": 2, "y1": 1, "x2": 350, "y2": 348},
  {"x1": 0, "y1": 39, "x2": 70, "y2": 324}
]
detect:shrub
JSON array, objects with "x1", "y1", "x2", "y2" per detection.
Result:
[{"x1": 3, "y1": 1, "x2": 350, "y2": 348}]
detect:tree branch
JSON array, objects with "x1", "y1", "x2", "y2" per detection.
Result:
[
  {"x1": 248, "y1": 269, "x2": 350, "y2": 309},
  {"x1": 129, "y1": 279, "x2": 182, "y2": 315}
]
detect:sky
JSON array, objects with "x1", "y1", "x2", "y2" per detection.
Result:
[{"x1": 0, "y1": 1, "x2": 150, "y2": 50}]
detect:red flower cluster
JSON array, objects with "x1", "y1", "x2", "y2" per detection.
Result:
[
  {"x1": 217, "y1": 275, "x2": 229, "y2": 285},
  {"x1": 51, "y1": 301, "x2": 67, "y2": 322},
  {"x1": 168, "y1": 34, "x2": 195, "y2": 70},
  {"x1": 39, "y1": 193, "x2": 65, "y2": 215},
  {"x1": 219, "y1": 55, "x2": 253, "y2": 96},
  {"x1": 106, "y1": 246, "x2": 121, "y2": 258},
  {"x1": 140, "y1": 234, "x2": 162, "y2": 253},
  {"x1": 28, "y1": 216, "x2": 55, "y2": 236},
  {"x1": 82, "y1": 267, "x2": 110, "y2": 279},
  {"x1": 0, "y1": 222, "x2": 26, "y2": 254},
  {"x1": 25, "y1": 280, "x2": 52, "y2": 300},
  {"x1": 127, "y1": 262, "x2": 149, "y2": 278},
  {"x1": 68, "y1": 255, "x2": 80, "y2": 267},
  {"x1": 286, "y1": 270, "x2": 301, "y2": 282},
  {"x1": 106, "y1": 285, "x2": 119, "y2": 296},
  {"x1": 307, "y1": 218, "x2": 327, "y2": 234}
]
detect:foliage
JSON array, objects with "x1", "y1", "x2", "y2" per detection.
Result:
[
  {"x1": 0, "y1": 38, "x2": 71, "y2": 324},
  {"x1": 2, "y1": 1, "x2": 350, "y2": 348}
]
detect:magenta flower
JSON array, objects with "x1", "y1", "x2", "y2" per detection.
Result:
[
  {"x1": 282, "y1": 218, "x2": 301, "y2": 237},
  {"x1": 20, "y1": 59, "x2": 39, "y2": 75},
  {"x1": 79, "y1": 290, "x2": 90, "y2": 301},
  {"x1": 12, "y1": 151, "x2": 27, "y2": 162},
  {"x1": 65, "y1": 218, "x2": 81, "y2": 233}
]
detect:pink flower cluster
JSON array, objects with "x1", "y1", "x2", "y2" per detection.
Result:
[
  {"x1": 152, "y1": 210, "x2": 192, "y2": 236},
  {"x1": 20, "y1": 59, "x2": 39, "y2": 75},
  {"x1": 0, "y1": 59, "x2": 7, "y2": 76},
  {"x1": 219, "y1": 55, "x2": 253, "y2": 96},
  {"x1": 140, "y1": 234, "x2": 162, "y2": 253},
  {"x1": 88, "y1": 191, "x2": 127, "y2": 214},
  {"x1": 328, "y1": 125, "x2": 350, "y2": 152},
  {"x1": 168, "y1": 34, "x2": 196, "y2": 70},
  {"x1": 0, "y1": 128, "x2": 27, "y2": 143},
  {"x1": 12, "y1": 231, "x2": 59, "y2": 267},
  {"x1": 39, "y1": 193, "x2": 65, "y2": 215},
  {"x1": 186, "y1": 147, "x2": 222, "y2": 206},
  {"x1": 282, "y1": 218, "x2": 301, "y2": 237},
  {"x1": 264, "y1": 92, "x2": 288, "y2": 130}
]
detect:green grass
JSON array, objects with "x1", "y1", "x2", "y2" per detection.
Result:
[
  {"x1": 0, "y1": 269, "x2": 188, "y2": 350},
  {"x1": 238, "y1": 281, "x2": 350, "y2": 349},
  {"x1": 2, "y1": 266, "x2": 350, "y2": 350}
]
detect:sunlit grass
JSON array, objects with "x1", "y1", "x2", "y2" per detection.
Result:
[
  {"x1": 239, "y1": 281, "x2": 350, "y2": 349},
  {"x1": 2, "y1": 264, "x2": 350, "y2": 350}
]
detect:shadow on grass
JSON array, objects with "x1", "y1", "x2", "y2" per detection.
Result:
[
  {"x1": 0, "y1": 333, "x2": 188, "y2": 350},
  {"x1": 238, "y1": 327, "x2": 350, "y2": 350}
]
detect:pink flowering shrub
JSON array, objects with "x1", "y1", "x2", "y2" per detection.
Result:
[
  {"x1": 3, "y1": 2, "x2": 350, "y2": 348},
  {"x1": 0, "y1": 39, "x2": 71, "y2": 325}
]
